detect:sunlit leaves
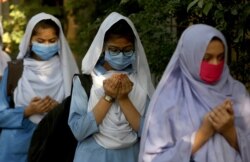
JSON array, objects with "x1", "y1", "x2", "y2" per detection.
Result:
[{"x1": 2, "y1": 5, "x2": 26, "y2": 55}]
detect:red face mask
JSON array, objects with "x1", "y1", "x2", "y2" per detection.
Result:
[{"x1": 199, "y1": 60, "x2": 224, "y2": 84}]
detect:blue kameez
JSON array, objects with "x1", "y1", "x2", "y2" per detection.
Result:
[
  {"x1": 0, "y1": 68, "x2": 37, "y2": 162},
  {"x1": 68, "y1": 63, "x2": 149, "y2": 162}
]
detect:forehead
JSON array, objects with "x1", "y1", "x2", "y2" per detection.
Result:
[
  {"x1": 31, "y1": 27, "x2": 58, "y2": 40},
  {"x1": 205, "y1": 39, "x2": 224, "y2": 55},
  {"x1": 105, "y1": 36, "x2": 133, "y2": 47}
]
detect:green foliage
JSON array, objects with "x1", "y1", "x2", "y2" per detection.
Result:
[
  {"x1": 20, "y1": 1, "x2": 63, "y2": 20},
  {"x1": 2, "y1": 4, "x2": 26, "y2": 58},
  {"x1": 130, "y1": 0, "x2": 177, "y2": 82}
]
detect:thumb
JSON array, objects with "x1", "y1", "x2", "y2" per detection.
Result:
[{"x1": 224, "y1": 100, "x2": 234, "y2": 114}]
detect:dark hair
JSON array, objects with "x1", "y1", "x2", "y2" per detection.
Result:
[
  {"x1": 211, "y1": 36, "x2": 222, "y2": 42},
  {"x1": 31, "y1": 19, "x2": 60, "y2": 37},
  {"x1": 104, "y1": 19, "x2": 135, "y2": 44}
]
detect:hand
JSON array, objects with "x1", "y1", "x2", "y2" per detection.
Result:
[
  {"x1": 24, "y1": 96, "x2": 59, "y2": 117},
  {"x1": 43, "y1": 96, "x2": 59, "y2": 111},
  {"x1": 191, "y1": 112, "x2": 215, "y2": 154},
  {"x1": 200, "y1": 112, "x2": 215, "y2": 136},
  {"x1": 117, "y1": 74, "x2": 133, "y2": 100},
  {"x1": 103, "y1": 74, "x2": 121, "y2": 98},
  {"x1": 208, "y1": 99, "x2": 239, "y2": 150},
  {"x1": 208, "y1": 99, "x2": 235, "y2": 135}
]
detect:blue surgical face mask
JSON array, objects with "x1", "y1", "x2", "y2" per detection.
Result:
[
  {"x1": 31, "y1": 41, "x2": 59, "y2": 60},
  {"x1": 104, "y1": 50, "x2": 136, "y2": 70}
]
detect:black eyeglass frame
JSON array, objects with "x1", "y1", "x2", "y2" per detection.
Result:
[{"x1": 106, "y1": 46, "x2": 135, "y2": 57}]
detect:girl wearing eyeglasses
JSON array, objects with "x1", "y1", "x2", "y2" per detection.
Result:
[{"x1": 68, "y1": 12, "x2": 154, "y2": 162}]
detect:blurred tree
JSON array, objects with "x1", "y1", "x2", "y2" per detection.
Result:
[{"x1": 2, "y1": 4, "x2": 26, "y2": 58}]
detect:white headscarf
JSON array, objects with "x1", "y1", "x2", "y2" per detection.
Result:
[
  {"x1": 0, "y1": 51, "x2": 10, "y2": 77},
  {"x1": 139, "y1": 24, "x2": 250, "y2": 162},
  {"x1": 81, "y1": 12, "x2": 154, "y2": 97},
  {"x1": 16, "y1": 12, "x2": 79, "y2": 96},
  {"x1": 14, "y1": 12, "x2": 79, "y2": 123},
  {"x1": 81, "y1": 12, "x2": 154, "y2": 149},
  {"x1": 0, "y1": 21, "x2": 11, "y2": 77}
]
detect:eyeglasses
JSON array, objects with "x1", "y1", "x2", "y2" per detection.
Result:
[{"x1": 107, "y1": 46, "x2": 135, "y2": 56}]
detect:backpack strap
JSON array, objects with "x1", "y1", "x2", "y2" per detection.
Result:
[
  {"x1": 7, "y1": 59, "x2": 23, "y2": 108},
  {"x1": 73, "y1": 74, "x2": 92, "y2": 98}
]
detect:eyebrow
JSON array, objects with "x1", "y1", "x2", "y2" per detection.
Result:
[
  {"x1": 107, "y1": 45, "x2": 133, "y2": 48},
  {"x1": 36, "y1": 37, "x2": 58, "y2": 41},
  {"x1": 204, "y1": 52, "x2": 224, "y2": 56}
]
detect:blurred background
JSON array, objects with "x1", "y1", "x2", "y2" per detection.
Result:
[{"x1": 0, "y1": 0, "x2": 249, "y2": 87}]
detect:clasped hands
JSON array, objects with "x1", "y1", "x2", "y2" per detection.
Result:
[
  {"x1": 103, "y1": 73, "x2": 134, "y2": 101},
  {"x1": 24, "y1": 96, "x2": 59, "y2": 117},
  {"x1": 202, "y1": 99, "x2": 235, "y2": 138}
]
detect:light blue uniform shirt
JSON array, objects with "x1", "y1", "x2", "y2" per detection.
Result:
[
  {"x1": 0, "y1": 68, "x2": 37, "y2": 162},
  {"x1": 68, "y1": 60, "x2": 149, "y2": 162}
]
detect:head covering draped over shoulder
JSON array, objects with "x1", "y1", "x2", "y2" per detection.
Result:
[
  {"x1": 0, "y1": 21, "x2": 11, "y2": 76},
  {"x1": 81, "y1": 12, "x2": 154, "y2": 98},
  {"x1": 17, "y1": 12, "x2": 79, "y2": 96},
  {"x1": 139, "y1": 24, "x2": 250, "y2": 162}
]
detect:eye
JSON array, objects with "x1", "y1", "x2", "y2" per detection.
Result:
[
  {"x1": 49, "y1": 39, "x2": 58, "y2": 43},
  {"x1": 123, "y1": 49, "x2": 134, "y2": 56},
  {"x1": 36, "y1": 39, "x2": 45, "y2": 43},
  {"x1": 217, "y1": 54, "x2": 224, "y2": 61},
  {"x1": 203, "y1": 54, "x2": 211, "y2": 61},
  {"x1": 122, "y1": 46, "x2": 134, "y2": 52},
  {"x1": 108, "y1": 47, "x2": 120, "y2": 53}
]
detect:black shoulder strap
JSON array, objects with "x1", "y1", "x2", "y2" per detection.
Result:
[
  {"x1": 73, "y1": 74, "x2": 92, "y2": 98},
  {"x1": 7, "y1": 59, "x2": 23, "y2": 108}
]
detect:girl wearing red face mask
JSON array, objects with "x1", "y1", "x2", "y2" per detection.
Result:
[
  {"x1": 139, "y1": 24, "x2": 250, "y2": 162},
  {"x1": 199, "y1": 37, "x2": 225, "y2": 84}
]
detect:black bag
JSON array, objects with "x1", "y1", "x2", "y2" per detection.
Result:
[
  {"x1": 6, "y1": 59, "x2": 23, "y2": 108},
  {"x1": 28, "y1": 74, "x2": 92, "y2": 162}
]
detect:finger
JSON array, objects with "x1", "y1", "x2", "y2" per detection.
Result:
[
  {"x1": 225, "y1": 101, "x2": 234, "y2": 115},
  {"x1": 51, "y1": 100, "x2": 59, "y2": 108},
  {"x1": 121, "y1": 76, "x2": 130, "y2": 87},
  {"x1": 123, "y1": 75, "x2": 130, "y2": 82},
  {"x1": 40, "y1": 99, "x2": 53, "y2": 111},
  {"x1": 42, "y1": 97, "x2": 51, "y2": 103},
  {"x1": 121, "y1": 77, "x2": 130, "y2": 89},
  {"x1": 210, "y1": 106, "x2": 225, "y2": 123},
  {"x1": 215, "y1": 107, "x2": 230, "y2": 124},
  {"x1": 125, "y1": 79, "x2": 132, "y2": 92},
  {"x1": 208, "y1": 115, "x2": 219, "y2": 129},
  {"x1": 216, "y1": 106, "x2": 228, "y2": 117},
  {"x1": 118, "y1": 80, "x2": 124, "y2": 94},
  {"x1": 209, "y1": 111, "x2": 220, "y2": 123},
  {"x1": 31, "y1": 96, "x2": 42, "y2": 102}
]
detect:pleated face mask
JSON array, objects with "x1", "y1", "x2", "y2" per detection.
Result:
[
  {"x1": 104, "y1": 50, "x2": 136, "y2": 70},
  {"x1": 31, "y1": 41, "x2": 59, "y2": 60},
  {"x1": 200, "y1": 60, "x2": 224, "y2": 84}
]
